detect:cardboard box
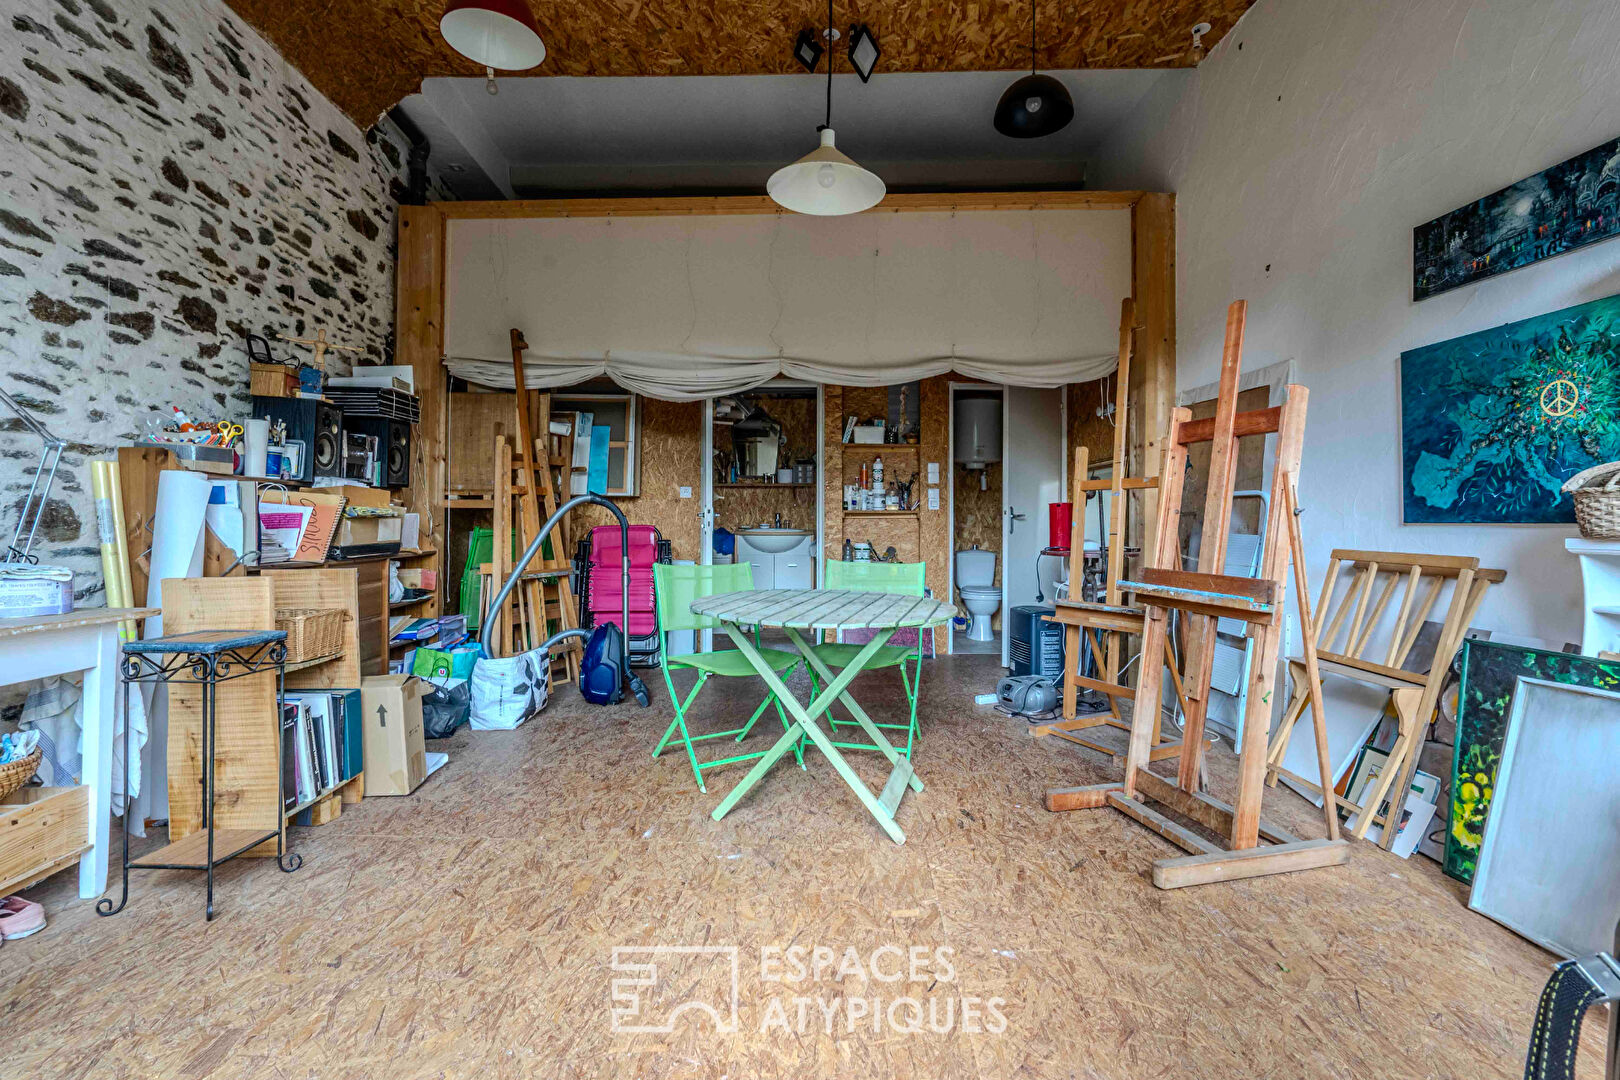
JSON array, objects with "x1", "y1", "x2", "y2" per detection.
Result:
[
  {"x1": 335, "y1": 514, "x2": 404, "y2": 548},
  {"x1": 359, "y1": 675, "x2": 427, "y2": 796}
]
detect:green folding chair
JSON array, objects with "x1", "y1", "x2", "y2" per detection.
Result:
[
  {"x1": 651, "y1": 562, "x2": 805, "y2": 792},
  {"x1": 809, "y1": 560, "x2": 929, "y2": 759}
]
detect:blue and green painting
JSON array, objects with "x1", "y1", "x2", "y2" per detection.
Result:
[{"x1": 1400, "y1": 294, "x2": 1620, "y2": 523}]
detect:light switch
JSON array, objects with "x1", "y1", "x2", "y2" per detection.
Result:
[
  {"x1": 927, "y1": 462, "x2": 940, "y2": 484},
  {"x1": 927, "y1": 487, "x2": 940, "y2": 511},
  {"x1": 679, "y1": 486, "x2": 692, "y2": 499}
]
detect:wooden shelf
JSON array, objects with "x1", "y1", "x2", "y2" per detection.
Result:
[
  {"x1": 716, "y1": 482, "x2": 815, "y2": 489},
  {"x1": 390, "y1": 594, "x2": 434, "y2": 612},
  {"x1": 284, "y1": 651, "x2": 342, "y2": 673},
  {"x1": 845, "y1": 510, "x2": 920, "y2": 519},
  {"x1": 131, "y1": 828, "x2": 276, "y2": 869},
  {"x1": 841, "y1": 443, "x2": 919, "y2": 453}
]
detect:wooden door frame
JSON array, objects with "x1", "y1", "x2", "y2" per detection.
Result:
[{"x1": 394, "y1": 190, "x2": 1175, "y2": 612}]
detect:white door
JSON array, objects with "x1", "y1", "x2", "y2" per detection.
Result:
[
  {"x1": 1001, "y1": 386, "x2": 1065, "y2": 666},
  {"x1": 699, "y1": 398, "x2": 716, "y2": 651}
]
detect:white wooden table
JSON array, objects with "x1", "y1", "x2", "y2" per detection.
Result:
[
  {"x1": 0, "y1": 608, "x2": 156, "y2": 898},
  {"x1": 692, "y1": 589, "x2": 957, "y2": 844}
]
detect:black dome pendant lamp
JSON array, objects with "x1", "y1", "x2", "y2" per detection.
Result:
[{"x1": 993, "y1": 0, "x2": 1073, "y2": 138}]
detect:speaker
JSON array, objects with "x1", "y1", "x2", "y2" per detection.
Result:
[
  {"x1": 343, "y1": 416, "x2": 411, "y2": 488},
  {"x1": 252, "y1": 396, "x2": 343, "y2": 484}
]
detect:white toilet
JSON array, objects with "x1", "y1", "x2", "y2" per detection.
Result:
[{"x1": 954, "y1": 547, "x2": 1001, "y2": 642}]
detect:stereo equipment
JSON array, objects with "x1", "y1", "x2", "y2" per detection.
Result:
[
  {"x1": 324, "y1": 387, "x2": 420, "y2": 422},
  {"x1": 342, "y1": 416, "x2": 411, "y2": 488},
  {"x1": 343, "y1": 432, "x2": 380, "y2": 486},
  {"x1": 253, "y1": 396, "x2": 342, "y2": 483}
]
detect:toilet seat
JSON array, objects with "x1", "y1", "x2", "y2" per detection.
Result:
[{"x1": 959, "y1": 586, "x2": 1000, "y2": 599}]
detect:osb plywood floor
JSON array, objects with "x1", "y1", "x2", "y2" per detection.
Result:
[{"x1": 8, "y1": 654, "x2": 1601, "y2": 1079}]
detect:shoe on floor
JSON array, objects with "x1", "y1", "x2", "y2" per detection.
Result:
[{"x1": 0, "y1": 895, "x2": 45, "y2": 940}]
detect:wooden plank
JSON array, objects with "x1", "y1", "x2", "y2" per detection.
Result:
[
  {"x1": 438, "y1": 190, "x2": 1148, "y2": 220},
  {"x1": 1282, "y1": 480, "x2": 1340, "y2": 841},
  {"x1": 1131, "y1": 768, "x2": 1299, "y2": 846},
  {"x1": 1178, "y1": 299, "x2": 1247, "y2": 790},
  {"x1": 1135, "y1": 567, "x2": 1280, "y2": 606},
  {"x1": 0, "y1": 609, "x2": 156, "y2": 639},
  {"x1": 1151, "y1": 838, "x2": 1350, "y2": 890},
  {"x1": 1045, "y1": 782, "x2": 1123, "y2": 812},
  {"x1": 1331, "y1": 549, "x2": 1481, "y2": 575},
  {"x1": 1074, "y1": 476, "x2": 1160, "y2": 491},
  {"x1": 878, "y1": 757, "x2": 915, "y2": 818},
  {"x1": 161, "y1": 577, "x2": 282, "y2": 858},
  {"x1": 131, "y1": 827, "x2": 274, "y2": 869},
  {"x1": 0, "y1": 785, "x2": 88, "y2": 897},
  {"x1": 1176, "y1": 406, "x2": 1284, "y2": 445},
  {"x1": 274, "y1": 568, "x2": 362, "y2": 690},
  {"x1": 1106, "y1": 792, "x2": 1218, "y2": 855}
]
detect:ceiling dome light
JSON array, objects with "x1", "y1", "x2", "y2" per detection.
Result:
[
  {"x1": 994, "y1": 1, "x2": 1073, "y2": 138},
  {"x1": 440, "y1": 0, "x2": 546, "y2": 94},
  {"x1": 768, "y1": 0, "x2": 884, "y2": 216}
]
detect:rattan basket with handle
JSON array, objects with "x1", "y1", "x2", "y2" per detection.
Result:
[
  {"x1": 0, "y1": 747, "x2": 42, "y2": 803},
  {"x1": 1563, "y1": 460, "x2": 1620, "y2": 540}
]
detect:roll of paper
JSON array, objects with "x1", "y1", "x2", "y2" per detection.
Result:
[
  {"x1": 145, "y1": 469, "x2": 212, "y2": 639},
  {"x1": 243, "y1": 417, "x2": 270, "y2": 478}
]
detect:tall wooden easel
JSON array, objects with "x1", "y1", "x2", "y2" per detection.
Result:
[
  {"x1": 1033, "y1": 298, "x2": 1191, "y2": 760},
  {"x1": 1046, "y1": 300, "x2": 1347, "y2": 889},
  {"x1": 482, "y1": 330, "x2": 581, "y2": 683}
]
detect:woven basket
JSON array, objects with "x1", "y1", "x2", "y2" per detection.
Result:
[
  {"x1": 1563, "y1": 461, "x2": 1620, "y2": 540},
  {"x1": 0, "y1": 748, "x2": 42, "y2": 803},
  {"x1": 274, "y1": 607, "x2": 347, "y2": 663}
]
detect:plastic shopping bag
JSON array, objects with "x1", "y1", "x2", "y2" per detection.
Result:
[{"x1": 470, "y1": 647, "x2": 549, "y2": 730}]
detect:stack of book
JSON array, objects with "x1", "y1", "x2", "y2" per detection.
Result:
[{"x1": 281, "y1": 690, "x2": 363, "y2": 811}]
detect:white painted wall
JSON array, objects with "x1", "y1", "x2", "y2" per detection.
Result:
[{"x1": 1087, "y1": 0, "x2": 1620, "y2": 645}]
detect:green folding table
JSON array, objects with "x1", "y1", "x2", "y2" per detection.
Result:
[{"x1": 693, "y1": 588, "x2": 958, "y2": 844}]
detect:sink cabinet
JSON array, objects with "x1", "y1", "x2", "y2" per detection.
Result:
[{"x1": 735, "y1": 534, "x2": 816, "y2": 590}]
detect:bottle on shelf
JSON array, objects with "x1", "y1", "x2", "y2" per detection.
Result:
[{"x1": 873, "y1": 456, "x2": 884, "y2": 486}]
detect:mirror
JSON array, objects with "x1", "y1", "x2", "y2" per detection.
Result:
[{"x1": 731, "y1": 403, "x2": 783, "y2": 478}]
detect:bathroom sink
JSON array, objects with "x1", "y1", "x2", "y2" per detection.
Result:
[{"x1": 738, "y1": 528, "x2": 812, "y2": 554}]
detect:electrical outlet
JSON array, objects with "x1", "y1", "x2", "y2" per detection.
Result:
[
  {"x1": 678, "y1": 486, "x2": 692, "y2": 499},
  {"x1": 927, "y1": 462, "x2": 940, "y2": 484},
  {"x1": 927, "y1": 487, "x2": 940, "y2": 511}
]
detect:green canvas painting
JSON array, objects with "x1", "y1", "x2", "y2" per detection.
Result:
[
  {"x1": 1446, "y1": 639, "x2": 1620, "y2": 883},
  {"x1": 1400, "y1": 294, "x2": 1620, "y2": 523}
]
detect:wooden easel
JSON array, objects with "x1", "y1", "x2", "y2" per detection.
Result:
[
  {"x1": 1033, "y1": 298, "x2": 1191, "y2": 760},
  {"x1": 481, "y1": 331, "x2": 581, "y2": 684},
  {"x1": 1046, "y1": 300, "x2": 1347, "y2": 889}
]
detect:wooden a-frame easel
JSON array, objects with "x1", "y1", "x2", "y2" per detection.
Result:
[
  {"x1": 1033, "y1": 298, "x2": 1191, "y2": 760},
  {"x1": 1045, "y1": 300, "x2": 1348, "y2": 889}
]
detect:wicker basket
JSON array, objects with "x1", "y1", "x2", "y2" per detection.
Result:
[
  {"x1": 1563, "y1": 461, "x2": 1620, "y2": 540},
  {"x1": 274, "y1": 607, "x2": 347, "y2": 663},
  {"x1": 0, "y1": 748, "x2": 42, "y2": 803}
]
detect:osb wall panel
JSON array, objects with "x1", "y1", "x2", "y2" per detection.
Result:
[
  {"x1": 1066, "y1": 373, "x2": 1119, "y2": 469},
  {"x1": 715, "y1": 486, "x2": 814, "y2": 532},
  {"x1": 223, "y1": 0, "x2": 1258, "y2": 125},
  {"x1": 953, "y1": 464, "x2": 1002, "y2": 565},
  {"x1": 754, "y1": 393, "x2": 816, "y2": 466},
  {"x1": 574, "y1": 396, "x2": 703, "y2": 559},
  {"x1": 918, "y1": 376, "x2": 950, "y2": 652},
  {"x1": 0, "y1": 0, "x2": 428, "y2": 600}
]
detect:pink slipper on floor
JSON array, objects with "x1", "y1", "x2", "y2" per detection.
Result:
[{"x1": 0, "y1": 895, "x2": 45, "y2": 940}]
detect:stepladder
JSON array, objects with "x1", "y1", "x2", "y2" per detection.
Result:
[{"x1": 1045, "y1": 299, "x2": 1350, "y2": 889}]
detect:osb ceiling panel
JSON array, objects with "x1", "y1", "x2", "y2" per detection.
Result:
[{"x1": 225, "y1": 0, "x2": 1258, "y2": 125}]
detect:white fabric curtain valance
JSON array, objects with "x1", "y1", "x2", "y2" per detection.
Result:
[
  {"x1": 442, "y1": 209, "x2": 1132, "y2": 401},
  {"x1": 442, "y1": 349, "x2": 1118, "y2": 400}
]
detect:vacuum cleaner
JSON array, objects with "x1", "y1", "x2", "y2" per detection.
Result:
[{"x1": 480, "y1": 494, "x2": 650, "y2": 708}]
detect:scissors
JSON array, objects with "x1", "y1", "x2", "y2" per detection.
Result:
[{"x1": 213, "y1": 421, "x2": 244, "y2": 446}]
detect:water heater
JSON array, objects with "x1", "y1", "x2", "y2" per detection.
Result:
[{"x1": 953, "y1": 397, "x2": 1002, "y2": 467}]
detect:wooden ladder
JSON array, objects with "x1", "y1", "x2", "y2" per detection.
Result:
[{"x1": 1045, "y1": 299, "x2": 1348, "y2": 889}]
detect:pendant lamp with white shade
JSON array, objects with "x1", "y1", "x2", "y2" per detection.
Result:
[
  {"x1": 767, "y1": 0, "x2": 885, "y2": 216},
  {"x1": 993, "y1": 0, "x2": 1073, "y2": 138},
  {"x1": 440, "y1": 0, "x2": 547, "y2": 95}
]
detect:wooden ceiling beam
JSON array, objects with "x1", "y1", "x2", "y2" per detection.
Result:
[{"x1": 436, "y1": 189, "x2": 1147, "y2": 219}]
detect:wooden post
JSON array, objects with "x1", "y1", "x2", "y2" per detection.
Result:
[
  {"x1": 396, "y1": 205, "x2": 448, "y2": 603},
  {"x1": 1130, "y1": 193, "x2": 1175, "y2": 573}
]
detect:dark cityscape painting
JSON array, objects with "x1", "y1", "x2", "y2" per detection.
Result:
[{"x1": 1413, "y1": 135, "x2": 1620, "y2": 301}]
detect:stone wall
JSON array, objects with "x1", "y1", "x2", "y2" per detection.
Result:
[{"x1": 0, "y1": 0, "x2": 424, "y2": 602}]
